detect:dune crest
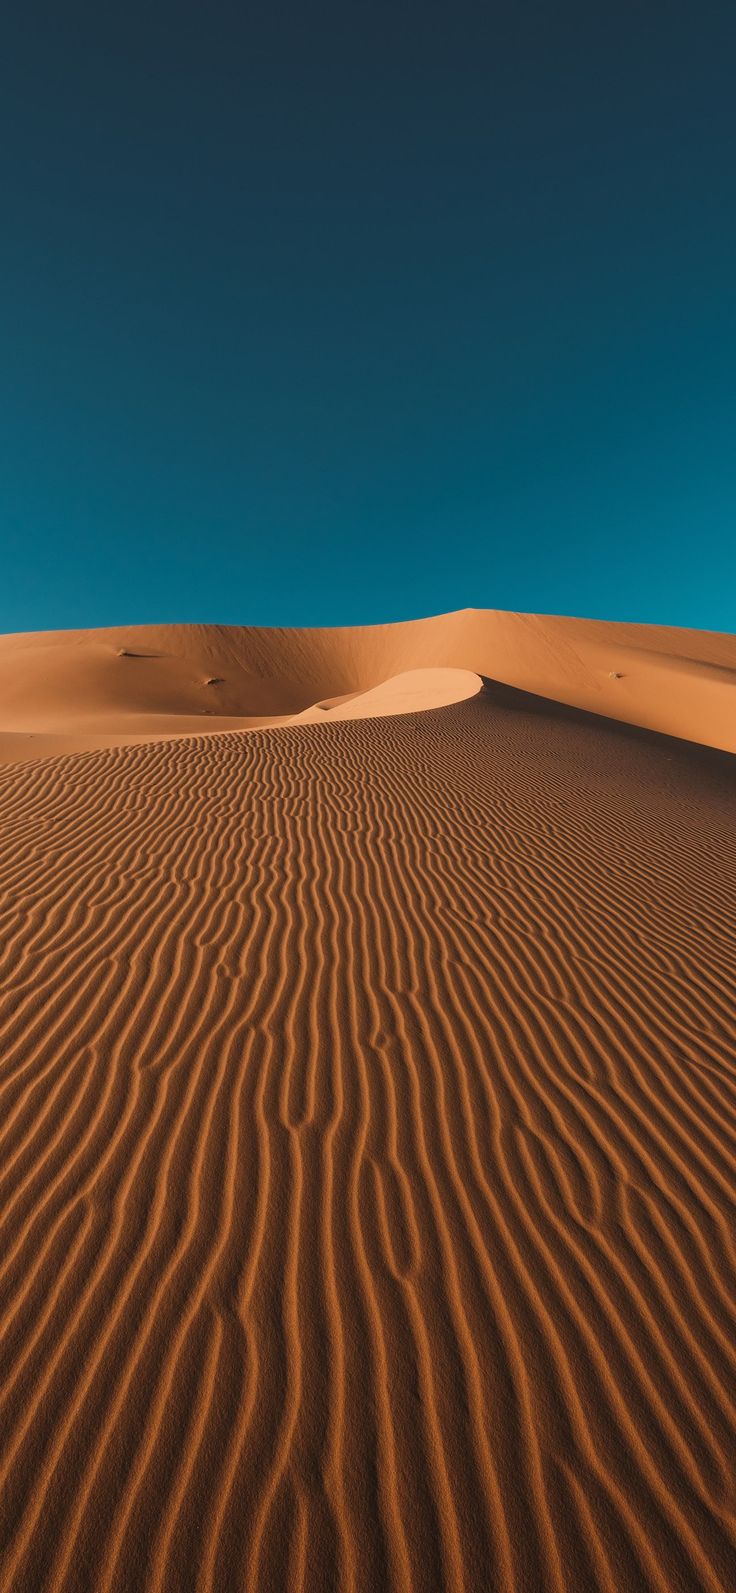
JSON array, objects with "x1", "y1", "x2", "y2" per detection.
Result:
[
  {"x1": 0, "y1": 608, "x2": 734, "y2": 763},
  {"x1": 291, "y1": 668, "x2": 483, "y2": 725}
]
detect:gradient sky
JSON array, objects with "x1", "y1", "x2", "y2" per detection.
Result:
[{"x1": 1, "y1": 2, "x2": 735, "y2": 633}]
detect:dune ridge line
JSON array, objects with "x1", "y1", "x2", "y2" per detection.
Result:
[{"x1": 0, "y1": 608, "x2": 734, "y2": 764}]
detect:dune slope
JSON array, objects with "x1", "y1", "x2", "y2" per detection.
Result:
[
  {"x1": 0, "y1": 684, "x2": 734, "y2": 1592},
  {"x1": 0, "y1": 608, "x2": 734, "y2": 762}
]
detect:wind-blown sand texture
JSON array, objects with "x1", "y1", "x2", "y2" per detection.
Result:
[{"x1": 0, "y1": 611, "x2": 735, "y2": 1592}]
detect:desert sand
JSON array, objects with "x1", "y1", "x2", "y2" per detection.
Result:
[
  {"x1": 0, "y1": 608, "x2": 734, "y2": 1592},
  {"x1": 0, "y1": 607, "x2": 735, "y2": 763}
]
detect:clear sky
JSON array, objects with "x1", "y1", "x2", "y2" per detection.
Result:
[{"x1": 1, "y1": 2, "x2": 735, "y2": 633}]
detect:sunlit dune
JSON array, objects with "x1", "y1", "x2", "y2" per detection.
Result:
[{"x1": 0, "y1": 607, "x2": 734, "y2": 764}]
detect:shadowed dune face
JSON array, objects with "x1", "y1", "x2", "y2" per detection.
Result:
[
  {"x1": 0, "y1": 608, "x2": 734, "y2": 763},
  {"x1": 0, "y1": 686, "x2": 734, "y2": 1592}
]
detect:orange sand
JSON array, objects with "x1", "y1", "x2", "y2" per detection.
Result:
[
  {"x1": 0, "y1": 608, "x2": 734, "y2": 763},
  {"x1": 0, "y1": 610, "x2": 734, "y2": 1592}
]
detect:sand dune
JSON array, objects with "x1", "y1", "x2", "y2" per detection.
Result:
[
  {"x1": 290, "y1": 668, "x2": 483, "y2": 725},
  {"x1": 0, "y1": 608, "x2": 734, "y2": 762},
  {"x1": 0, "y1": 618, "x2": 735, "y2": 1591}
]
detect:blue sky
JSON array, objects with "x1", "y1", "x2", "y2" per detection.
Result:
[{"x1": 1, "y1": 2, "x2": 735, "y2": 632}]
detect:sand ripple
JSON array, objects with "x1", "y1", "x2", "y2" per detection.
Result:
[{"x1": 0, "y1": 691, "x2": 734, "y2": 1591}]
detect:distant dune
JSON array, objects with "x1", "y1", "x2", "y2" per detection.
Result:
[
  {"x1": 0, "y1": 608, "x2": 734, "y2": 763},
  {"x1": 0, "y1": 611, "x2": 734, "y2": 1592}
]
